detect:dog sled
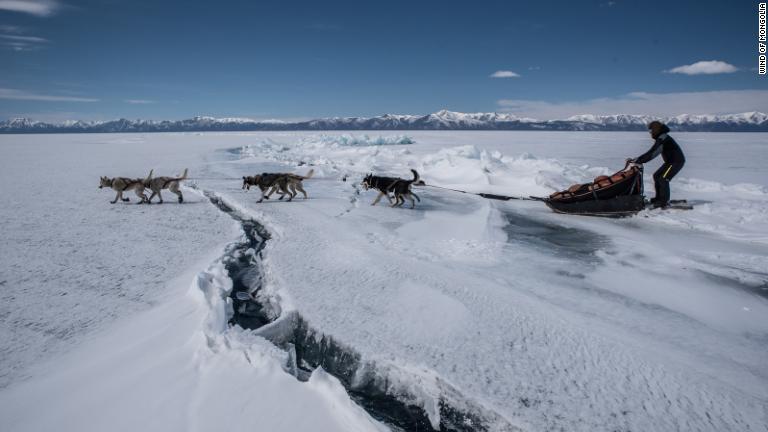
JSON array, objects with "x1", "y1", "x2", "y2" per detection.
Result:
[
  {"x1": 544, "y1": 162, "x2": 645, "y2": 217},
  {"x1": 421, "y1": 162, "x2": 650, "y2": 217}
]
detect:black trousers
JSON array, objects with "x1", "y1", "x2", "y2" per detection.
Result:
[{"x1": 652, "y1": 161, "x2": 684, "y2": 204}]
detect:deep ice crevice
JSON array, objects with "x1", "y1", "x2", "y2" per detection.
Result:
[{"x1": 199, "y1": 189, "x2": 520, "y2": 432}]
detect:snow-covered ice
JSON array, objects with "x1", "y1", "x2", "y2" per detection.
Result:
[{"x1": 1, "y1": 131, "x2": 767, "y2": 431}]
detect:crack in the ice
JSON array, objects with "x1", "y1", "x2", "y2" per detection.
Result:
[{"x1": 201, "y1": 189, "x2": 518, "y2": 432}]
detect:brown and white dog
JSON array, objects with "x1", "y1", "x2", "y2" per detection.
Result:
[
  {"x1": 99, "y1": 172, "x2": 152, "y2": 204},
  {"x1": 144, "y1": 168, "x2": 188, "y2": 204},
  {"x1": 242, "y1": 169, "x2": 314, "y2": 203}
]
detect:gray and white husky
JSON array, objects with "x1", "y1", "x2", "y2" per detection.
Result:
[
  {"x1": 145, "y1": 168, "x2": 188, "y2": 204},
  {"x1": 99, "y1": 172, "x2": 152, "y2": 204},
  {"x1": 242, "y1": 169, "x2": 314, "y2": 203}
]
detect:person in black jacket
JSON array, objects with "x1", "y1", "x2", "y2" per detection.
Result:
[{"x1": 630, "y1": 121, "x2": 685, "y2": 208}]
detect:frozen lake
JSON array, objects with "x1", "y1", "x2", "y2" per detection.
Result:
[{"x1": 1, "y1": 131, "x2": 767, "y2": 431}]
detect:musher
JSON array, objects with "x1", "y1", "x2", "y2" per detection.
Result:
[{"x1": 629, "y1": 121, "x2": 685, "y2": 208}]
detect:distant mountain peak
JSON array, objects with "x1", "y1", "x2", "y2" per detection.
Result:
[{"x1": 2, "y1": 111, "x2": 766, "y2": 133}]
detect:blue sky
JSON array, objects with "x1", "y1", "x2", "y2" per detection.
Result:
[{"x1": 0, "y1": 0, "x2": 766, "y2": 121}]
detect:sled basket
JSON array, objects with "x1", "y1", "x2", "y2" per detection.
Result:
[{"x1": 545, "y1": 163, "x2": 645, "y2": 217}]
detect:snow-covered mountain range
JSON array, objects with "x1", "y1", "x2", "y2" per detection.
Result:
[{"x1": 2, "y1": 110, "x2": 767, "y2": 133}]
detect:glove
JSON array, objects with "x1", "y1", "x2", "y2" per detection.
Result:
[{"x1": 626, "y1": 158, "x2": 636, "y2": 164}]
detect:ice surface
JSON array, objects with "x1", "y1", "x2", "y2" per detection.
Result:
[
  {"x1": 0, "y1": 247, "x2": 387, "y2": 432},
  {"x1": 0, "y1": 135, "x2": 235, "y2": 388},
  {"x1": 1, "y1": 131, "x2": 767, "y2": 431},
  {"x1": 229, "y1": 131, "x2": 768, "y2": 430}
]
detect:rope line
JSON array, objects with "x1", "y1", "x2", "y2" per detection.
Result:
[
  {"x1": 421, "y1": 184, "x2": 545, "y2": 202},
  {"x1": 183, "y1": 177, "x2": 546, "y2": 202},
  {"x1": 185, "y1": 177, "x2": 246, "y2": 181},
  {"x1": 185, "y1": 176, "x2": 343, "y2": 181}
]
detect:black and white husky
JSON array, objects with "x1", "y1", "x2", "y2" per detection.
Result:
[{"x1": 361, "y1": 169, "x2": 421, "y2": 208}]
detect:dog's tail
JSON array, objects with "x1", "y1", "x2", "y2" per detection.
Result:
[
  {"x1": 144, "y1": 169, "x2": 154, "y2": 186},
  {"x1": 302, "y1": 169, "x2": 315, "y2": 180},
  {"x1": 408, "y1": 169, "x2": 420, "y2": 184},
  {"x1": 161, "y1": 168, "x2": 188, "y2": 188}
]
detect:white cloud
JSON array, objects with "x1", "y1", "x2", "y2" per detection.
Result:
[
  {"x1": 0, "y1": 0, "x2": 59, "y2": 17},
  {"x1": 0, "y1": 33, "x2": 48, "y2": 50},
  {"x1": 0, "y1": 110, "x2": 99, "y2": 122},
  {"x1": 490, "y1": 70, "x2": 520, "y2": 78},
  {"x1": 0, "y1": 88, "x2": 98, "y2": 102},
  {"x1": 665, "y1": 60, "x2": 738, "y2": 75},
  {"x1": 124, "y1": 99, "x2": 157, "y2": 104},
  {"x1": 2, "y1": 42, "x2": 35, "y2": 50},
  {"x1": 0, "y1": 34, "x2": 47, "y2": 43},
  {"x1": 497, "y1": 90, "x2": 768, "y2": 120}
]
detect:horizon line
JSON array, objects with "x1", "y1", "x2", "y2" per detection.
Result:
[{"x1": 3, "y1": 109, "x2": 767, "y2": 125}]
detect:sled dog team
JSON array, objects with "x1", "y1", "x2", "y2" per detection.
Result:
[
  {"x1": 99, "y1": 122, "x2": 687, "y2": 213},
  {"x1": 100, "y1": 167, "x2": 424, "y2": 208}
]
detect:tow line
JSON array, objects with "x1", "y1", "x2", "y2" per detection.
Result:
[
  {"x1": 185, "y1": 176, "x2": 547, "y2": 202},
  {"x1": 420, "y1": 184, "x2": 546, "y2": 202}
]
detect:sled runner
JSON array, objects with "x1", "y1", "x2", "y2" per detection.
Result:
[{"x1": 650, "y1": 199, "x2": 694, "y2": 211}]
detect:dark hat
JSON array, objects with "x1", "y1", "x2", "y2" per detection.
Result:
[{"x1": 647, "y1": 121, "x2": 670, "y2": 139}]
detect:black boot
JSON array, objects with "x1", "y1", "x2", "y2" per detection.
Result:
[{"x1": 656, "y1": 179, "x2": 670, "y2": 208}]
